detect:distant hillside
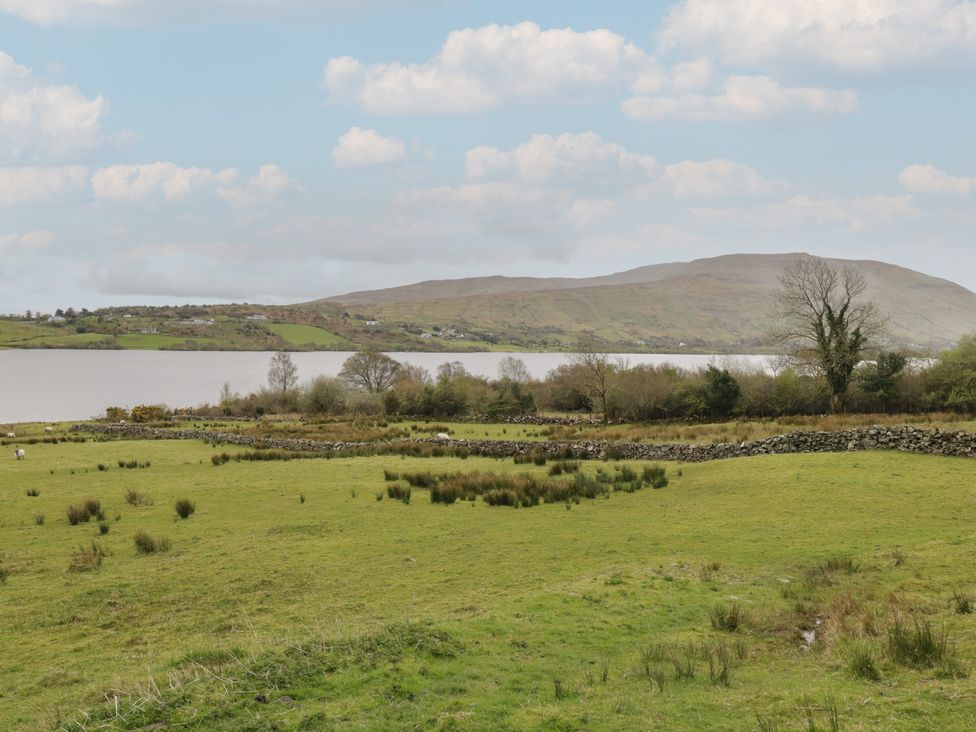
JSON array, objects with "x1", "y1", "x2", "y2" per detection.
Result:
[{"x1": 317, "y1": 253, "x2": 976, "y2": 351}]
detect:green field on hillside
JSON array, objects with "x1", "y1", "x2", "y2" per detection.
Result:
[
  {"x1": 0, "y1": 432, "x2": 974, "y2": 730},
  {"x1": 264, "y1": 322, "x2": 353, "y2": 348}
]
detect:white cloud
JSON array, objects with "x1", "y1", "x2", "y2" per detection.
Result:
[
  {"x1": 0, "y1": 0, "x2": 443, "y2": 25},
  {"x1": 90, "y1": 162, "x2": 300, "y2": 207},
  {"x1": 325, "y1": 21, "x2": 648, "y2": 114},
  {"x1": 899, "y1": 164, "x2": 976, "y2": 195},
  {"x1": 465, "y1": 132, "x2": 783, "y2": 198},
  {"x1": 659, "y1": 0, "x2": 976, "y2": 72},
  {"x1": 216, "y1": 164, "x2": 303, "y2": 208},
  {"x1": 624, "y1": 74, "x2": 858, "y2": 122},
  {"x1": 396, "y1": 182, "x2": 615, "y2": 241},
  {"x1": 466, "y1": 132, "x2": 656, "y2": 184},
  {"x1": 657, "y1": 159, "x2": 788, "y2": 197},
  {"x1": 91, "y1": 162, "x2": 237, "y2": 201},
  {"x1": 0, "y1": 50, "x2": 105, "y2": 159},
  {"x1": 691, "y1": 194, "x2": 917, "y2": 231},
  {"x1": 0, "y1": 165, "x2": 88, "y2": 205},
  {"x1": 0, "y1": 229, "x2": 54, "y2": 252},
  {"x1": 331, "y1": 127, "x2": 406, "y2": 167}
]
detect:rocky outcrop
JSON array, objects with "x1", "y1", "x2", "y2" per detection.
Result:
[{"x1": 71, "y1": 423, "x2": 976, "y2": 463}]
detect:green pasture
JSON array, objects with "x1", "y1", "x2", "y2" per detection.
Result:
[
  {"x1": 0, "y1": 436, "x2": 974, "y2": 729},
  {"x1": 265, "y1": 323, "x2": 352, "y2": 348}
]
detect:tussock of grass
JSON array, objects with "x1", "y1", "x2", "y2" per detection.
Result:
[
  {"x1": 386, "y1": 484, "x2": 411, "y2": 504},
  {"x1": 886, "y1": 616, "x2": 949, "y2": 669},
  {"x1": 69, "y1": 541, "x2": 106, "y2": 572},
  {"x1": 709, "y1": 602, "x2": 745, "y2": 632},
  {"x1": 174, "y1": 498, "x2": 196, "y2": 519},
  {"x1": 124, "y1": 489, "x2": 152, "y2": 506},
  {"x1": 845, "y1": 642, "x2": 881, "y2": 681},
  {"x1": 67, "y1": 498, "x2": 103, "y2": 525},
  {"x1": 951, "y1": 589, "x2": 973, "y2": 615},
  {"x1": 134, "y1": 531, "x2": 171, "y2": 555}
]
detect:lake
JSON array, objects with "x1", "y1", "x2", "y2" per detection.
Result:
[{"x1": 0, "y1": 350, "x2": 774, "y2": 423}]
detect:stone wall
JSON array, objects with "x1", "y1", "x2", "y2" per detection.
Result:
[{"x1": 71, "y1": 423, "x2": 976, "y2": 463}]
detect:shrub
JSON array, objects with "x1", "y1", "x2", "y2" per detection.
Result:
[
  {"x1": 709, "y1": 602, "x2": 745, "y2": 632},
  {"x1": 174, "y1": 498, "x2": 196, "y2": 519},
  {"x1": 98, "y1": 521, "x2": 110, "y2": 535},
  {"x1": 211, "y1": 453, "x2": 231, "y2": 466},
  {"x1": 0, "y1": 566, "x2": 9, "y2": 584},
  {"x1": 299, "y1": 493, "x2": 306, "y2": 504},
  {"x1": 25, "y1": 488, "x2": 39, "y2": 497},
  {"x1": 35, "y1": 513, "x2": 44, "y2": 525},
  {"x1": 375, "y1": 492, "x2": 384, "y2": 502},
  {"x1": 124, "y1": 489, "x2": 152, "y2": 507},
  {"x1": 96, "y1": 463, "x2": 108, "y2": 472},
  {"x1": 134, "y1": 531, "x2": 172, "y2": 554},
  {"x1": 69, "y1": 541, "x2": 106, "y2": 572},
  {"x1": 383, "y1": 469, "x2": 400, "y2": 482}
]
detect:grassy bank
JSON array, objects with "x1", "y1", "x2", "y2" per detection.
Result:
[{"x1": 0, "y1": 437, "x2": 974, "y2": 729}]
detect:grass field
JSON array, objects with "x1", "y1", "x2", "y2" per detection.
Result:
[
  {"x1": 264, "y1": 323, "x2": 353, "y2": 348},
  {"x1": 0, "y1": 434, "x2": 974, "y2": 730},
  {"x1": 113, "y1": 334, "x2": 223, "y2": 349}
]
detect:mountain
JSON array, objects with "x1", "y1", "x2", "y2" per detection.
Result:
[{"x1": 315, "y1": 253, "x2": 976, "y2": 352}]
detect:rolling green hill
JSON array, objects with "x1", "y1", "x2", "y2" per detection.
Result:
[{"x1": 319, "y1": 253, "x2": 976, "y2": 351}]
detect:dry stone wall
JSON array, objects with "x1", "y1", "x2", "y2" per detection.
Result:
[{"x1": 72, "y1": 424, "x2": 976, "y2": 463}]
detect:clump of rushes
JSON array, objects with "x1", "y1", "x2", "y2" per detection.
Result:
[
  {"x1": 709, "y1": 602, "x2": 745, "y2": 632},
  {"x1": 134, "y1": 531, "x2": 172, "y2": 554},
  {"x1": 174, "y1": 498, "x2": 196, "y2": 519},
  {"x1": 69, "y1": 541, "x2": 106, "y2": 572},
  {"x1": 387, "y1": 484, "x2": 411, "y2": 504},
  {"x1": 25, "y1": 488, "x2": 39, "y2": 497},
  {"x1": 124, "y1": 488, "x2": 152, "y2": 506},
  {"x1": 67, "y1": 498, "x2": 103, "y2": 525}
]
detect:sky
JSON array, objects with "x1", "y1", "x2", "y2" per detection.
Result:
[{"x1": 1, "y1": 0, "x2": 975, "y2": 312}]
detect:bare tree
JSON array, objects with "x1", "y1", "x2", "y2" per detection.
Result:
[
  {"x1": 567, "y1": 340, "x2": 619, "y2": 422},
  {"x1": 267, "y1": 352, "x2": 298, "y2": 399},
  {"x1": 339, "y1": 350, "x2": 401, "y2": 393},
  {"x1": 497, "y1": 356, "x2": 530, "y2": 384},
  {"x1": 771, "y1": 258, "x2": 885, "y2": 411}
]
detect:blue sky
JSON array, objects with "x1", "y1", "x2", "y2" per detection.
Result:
[{"x1": 1, "y1": 0, "x2": 975, "y2": 311}]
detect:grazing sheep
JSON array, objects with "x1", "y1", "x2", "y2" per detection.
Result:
[
  {"x1": 14, "y1": 449, "x2": 25, "y2": 460},
  {"x1": 44, "y1": 427, "x2": 54, "y2": 434},
  {"x1": 435, "y1": 432, "x2": 451, "y2": 440},
  {"x1": 5, "y1": 432, "x2": 14, "y2": 439},
  {"x1": 119, "y1": 420, "x2": 127, "y2": 426}
]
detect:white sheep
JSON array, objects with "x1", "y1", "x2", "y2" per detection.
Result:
[
  {"x1": 5, "y1": 432, "x2": 14, "y2": 439},
  {"x1": 14, "y1": 449, "x2": 25, "y2": 460},
  {"x1": 435, "y1": 432, "x2": 451, "y2": 440},
  {"x1": 119, "y1": 420, "x2": 127, "y2": 426},
  {"x1": 44, "y1": 427, "x2": 54, "y2": 434}
]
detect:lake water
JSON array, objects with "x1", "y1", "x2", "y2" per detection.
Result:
[{"x1": 0, "y1": 350, "x2": 773, "y2": 423}]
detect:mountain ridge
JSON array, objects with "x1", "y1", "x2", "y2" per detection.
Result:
[{"x1": 313, "y1": 253, "x2": 976, "y2": 351}]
